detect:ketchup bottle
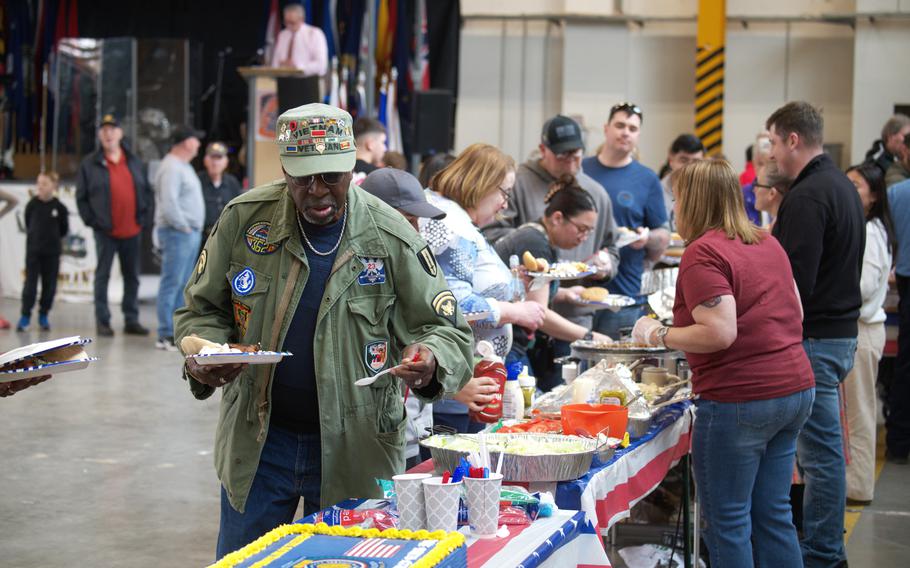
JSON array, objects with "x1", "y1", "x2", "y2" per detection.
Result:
[{"x1": 468, "y1": 341, "x2": 508, "y2": 423}]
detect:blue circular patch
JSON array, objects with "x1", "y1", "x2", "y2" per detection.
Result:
[
  {"x1": 232, "y1": 268, "x2": 256, "y2": 296},
  {"x1": 617, "y1": 191, "x2": 634, "y2": 207}
]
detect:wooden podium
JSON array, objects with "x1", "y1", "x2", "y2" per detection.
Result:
[{"x1": 237, "y1": 66, "x2": 321, "y2": 187}]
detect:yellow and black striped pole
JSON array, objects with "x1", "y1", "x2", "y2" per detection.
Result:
[{"x1": 696, "y1": 0, "x2": 726, "y2": 156}]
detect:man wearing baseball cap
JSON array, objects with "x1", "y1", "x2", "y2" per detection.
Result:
[
  {"x1": 76, "y1": 113, "x2": 153, "y2": 337},
  {"x1": 174, "y1": 103, "x2": 473, "y2": 559},
  {"x1": 481, "y1": 113, "x2": 620, "y2": 389},
  {"x1": 198, "y1": 141, "x2": 243, "y2": 242},
  {"x1": 153, "y1": 124, "x2": 205, "y2": 351}
]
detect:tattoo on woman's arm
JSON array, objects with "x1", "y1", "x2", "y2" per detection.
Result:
[{"x1": 700, "y1": 296, "x2": 722, "y2": 308}]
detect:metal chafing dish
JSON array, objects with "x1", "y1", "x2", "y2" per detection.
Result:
[{"x1": 564, "y1": 340, "x2": 685, "y2": 376}]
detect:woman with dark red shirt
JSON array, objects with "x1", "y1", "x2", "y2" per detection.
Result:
[{"x1": 632, "y1": 160, "x2": 815, "y2": 567}]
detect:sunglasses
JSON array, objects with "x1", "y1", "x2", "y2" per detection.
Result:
[
  {"x1": 610, "y1": 102, "x2": 643, "y2": 121},
  {"x1": 293, "y1": 172, "x2": 347, "y2": 190}
]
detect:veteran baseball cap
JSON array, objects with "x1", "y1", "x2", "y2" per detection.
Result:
[
  {"x1": 205, "y1": 141, "x2": 228, "y2": 157},
  {"x1": 99, "y1": 113, "x2": 120, "y2": 128},
  {"x1": 360, "y1": 168, "x2": 446, "y2": 220},
  {"x1": 541, "y1": 114, "x2": 584, "y2": 154},
  {"x1": 276, "y1": 103, "x2": 356, "y2": 178}
]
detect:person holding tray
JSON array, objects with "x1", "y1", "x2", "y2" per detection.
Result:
[
  {"x1": 632, "y1": 160, "x2": 814, "y2": 567},
  {"x1": 494, "y1": 174, "x2": 611, "y2": 387}
]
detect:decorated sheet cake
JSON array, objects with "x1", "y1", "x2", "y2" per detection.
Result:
[{"x1": 210, "y1": 523, "x2": 467, "y2": 568}]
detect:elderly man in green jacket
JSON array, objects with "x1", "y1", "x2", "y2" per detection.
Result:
[{"x1": 174, "y1": 103, "x2": 474, "y2": 559}]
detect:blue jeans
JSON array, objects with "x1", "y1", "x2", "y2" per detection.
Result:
[
  {"x1": 798, "y1": 338, "x2": 857, "y2": 567},
  {"x1": 592, "y1": 304, "x2": 648, "y2": 339},
  {"x1": 156, "y1": 226, "x2": 201, "y2": 339},
  {"x1": 693, "y1": 388, "x2": 814, "y2": 568},
  {"x1": 216, "y1": 425, "x2": 322, "y2": 559}
]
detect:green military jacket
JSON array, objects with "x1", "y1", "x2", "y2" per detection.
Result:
[{"x1": 174, "y1": 181, "x2": 473, "y2": 512}]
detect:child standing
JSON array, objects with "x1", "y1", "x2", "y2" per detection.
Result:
[{"x1": 18, "y1": 172, "x2": 69, "y2": 331}]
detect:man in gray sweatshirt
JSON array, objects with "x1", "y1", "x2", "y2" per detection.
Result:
[
  {"x1": 154, "y1": 125, "x2": 205, "y2": 350},
  {"x1": 482, "y1": 115, "x2": 620, "y2": 387}
]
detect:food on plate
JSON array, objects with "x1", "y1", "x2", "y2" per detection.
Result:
[
  {"x1": 536, "y1": 258, "x2": 550, "y2": 273},
  {"x1": 617, "y1": 226, "x2": 637, "y2": 236},
  {"x1": 580, "y1": 286, "x2": 609, "y2": 302},
  {"x1": 637, "y1": 382, "x2": 663, "y2": 402},
  {"x1": 522, "y1": 251, "x2": 538, "y2": 270},
  {"x1": 181, "y1": 335, "x2": 259, "y2": 356}
]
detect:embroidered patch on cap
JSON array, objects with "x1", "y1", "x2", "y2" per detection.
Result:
[
  {"x1": 357, "y1": 257, "x2": 386, "y2": 286},
  {"x1": 233, "y1": 300, "x2": 251, "y2": 337},
  {"x1": 232, "y1": 268, "x2": 256, "y2": 296},
  {"x1": 364, "y1": 340, "x2": 389, "y2": 374},
  {"x1": 432, "y1": 290, "x2": 458, "y2": 325},
  {"x1": 417, "y1": 246, "x2": 438, "y2": 278},
  {"x1": 245, "y1": 221, "x2": 280, "y2": 255}
]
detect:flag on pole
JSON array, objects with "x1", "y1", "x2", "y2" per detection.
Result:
[
  {"x1": 339, "y1": 66, "x2": 349, "y2": 111},
  {"x1": 264, "y1": 0, "x2": 280, "y2": 65},
  {"x1": 377, "y1": 73, "x2": 388, "y2": 126},
  {"x1": 355, "y1": 70, "x2": 367, "y2": 118},
  {"x1": 327, "y1": 57, "x2": 341, "y2": 106},
  {"x1": 386, "y1": 69, "x2": 403, "y2": 152}
]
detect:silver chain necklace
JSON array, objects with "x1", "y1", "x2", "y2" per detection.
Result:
[{"x1": 296, "y1": 205, "x2": 347, "y2": 256}]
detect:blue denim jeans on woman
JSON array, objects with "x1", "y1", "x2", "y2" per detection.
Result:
[
  {"x1": 156, "y1": 226, "x2": 201, "y2": 339},
  {"x1": 216, "y1": 425, "x2": 322, "y2": 559},
  {"x1": 799, "y1": 337, "x2": 857, "y2": 568},
  {"x1": 693, "y1": 388, "x2": 814, "y2": 568}
]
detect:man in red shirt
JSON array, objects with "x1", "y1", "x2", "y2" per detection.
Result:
[{"x1": 76, "y1": 114, "x2": 152, "y2": 337}]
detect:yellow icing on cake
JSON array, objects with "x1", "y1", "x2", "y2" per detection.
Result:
[
  {"x1": 249, "y1": 534, "x2": 310, "y2": 568},
  {"x1": 208, "y1": 522, "x2": 466, "y2": 568}
]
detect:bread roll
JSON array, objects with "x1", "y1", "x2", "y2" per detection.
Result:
[
  {"x1": 581, "y1": 287, "x2": 609, "y2": 301},
  {"x1": 180, "y1": 335, "x2": 222, "y2": 356},
  {"x1": 536, "y1": 258, "x2": 549, "y2": 273},
  {"x1": 522, "y1": 251, "x2": 538, "y2": 271}
]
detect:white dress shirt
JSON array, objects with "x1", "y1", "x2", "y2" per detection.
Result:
[{"x1": 270, "y1": 24, "x2": 329, "y2": 76}]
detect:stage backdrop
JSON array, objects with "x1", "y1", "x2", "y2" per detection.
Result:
[{"x1": 0, "y1": 182, "x2": 122, "y2": 304}]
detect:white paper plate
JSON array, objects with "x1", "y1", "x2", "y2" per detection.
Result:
[
  {"x1": 0, "y1": 357, "x2": 98, "y2": 382},
  {"x1": 0, "y1": 336, "x2": 92, "y2": 368},
  {"x1": 527, "y1": 270, "x2": 595, "y2": 281},
  {"x1": 188, "y1": 351, "x2": 292, "y2": 366},
  {"x1": 571, "y1": 295, "x2": 637, "y2": 312},
  {"x1": 463, "y1": 310, "x2": 492, "y2": 322}
]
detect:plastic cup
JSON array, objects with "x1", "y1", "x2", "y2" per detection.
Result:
[
  {"x1": 464, "y1": 472, "x2": 504, "y2": 538},
  {"x1": 393, "y1": 473, "x2": 431, "y2": 531},
  {"x1": 421, "y1": 477, "x2": 463, "y2": 532}
]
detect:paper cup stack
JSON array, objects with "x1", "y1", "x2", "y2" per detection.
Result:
[
  {"x1": 393, "y1": 473, "x2": 431, "y2": 531},
  {"x1": 421, "y1": 476, "x2": 463, "y2": 532},
  {"x1": 464, "y1": 472, "x2": 503, "y2": 537}
]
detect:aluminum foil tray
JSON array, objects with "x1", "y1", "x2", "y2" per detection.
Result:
[{"x1": 418, "y1": 433, "x2": 605, "y2": 482}]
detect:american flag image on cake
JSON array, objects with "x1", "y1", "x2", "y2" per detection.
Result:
[{"x1": 343, "y1": 539, "x2": 402, "y2": 558}]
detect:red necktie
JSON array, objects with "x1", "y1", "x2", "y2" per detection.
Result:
[{"x1": 286, "y1": 29, "x2": 295, "y2": 64}]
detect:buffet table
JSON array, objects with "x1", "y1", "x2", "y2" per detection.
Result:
[
  {"x1": 301, "y1": 501, "x2": 611, "y2": 568},
  {"x1": 411, "y1": 401, "x2": 694, "y2": 534}
]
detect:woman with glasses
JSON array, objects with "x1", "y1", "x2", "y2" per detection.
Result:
[
  {"x1": 632, "y1": 160, "x2": 814, "y2": 567},
  {"x1": 494, "y1": 175, "x2": 610, "y2": 383},
  {"x1": 752, "y1": 161, "x2": 792, "y2": 229},
  {"x1": 421, "y1": 143, "x2": 547, "y2": 432},
  {"x1": 843, "y1": 162, "x2": 895, "y2": 504}
]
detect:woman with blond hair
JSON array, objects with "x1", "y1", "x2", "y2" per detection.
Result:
[
  {"x1": 422, "y1": 143, "x2": 546, "y2": 432},
  {"x1": 632, "y1": 160, "x2": 815, "y2": 567}
]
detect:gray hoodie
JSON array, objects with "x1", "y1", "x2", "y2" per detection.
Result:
[{"x1": 481, "y1": 158, "x2": 620, "y2": 325}]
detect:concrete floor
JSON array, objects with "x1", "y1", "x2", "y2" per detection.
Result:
[{"x1": 1, "y1": 297, "x2": 908, "y2": 567}]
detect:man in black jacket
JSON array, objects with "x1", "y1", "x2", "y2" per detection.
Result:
[
  {"x1": 768, "y1": 101, "x2": 865, "y2": 568},
  {"x1": 75, "y1": 114, "x2": 152, "y2": 337}
]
